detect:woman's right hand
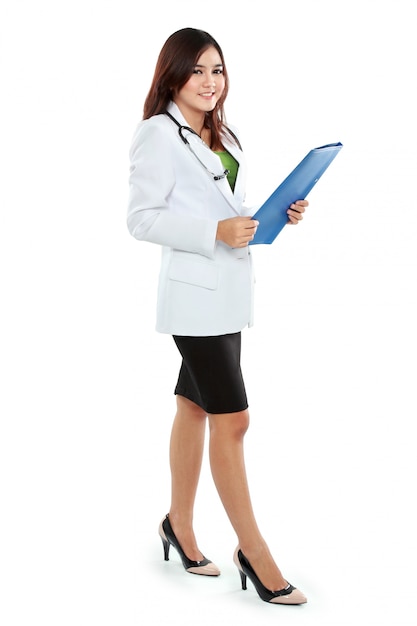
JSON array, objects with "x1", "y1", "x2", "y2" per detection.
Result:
[{"x1": 216, "y1": 216, "x2": 259, "y2": 248}]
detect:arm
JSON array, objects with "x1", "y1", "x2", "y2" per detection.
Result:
[{"x1": 127, "y1": 120, "x2": 218, "y2": 258}]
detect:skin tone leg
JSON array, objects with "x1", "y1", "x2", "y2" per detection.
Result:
[
  {"x1": 208, "y1": 410, "x2": 287, "y2": 591},
  {"x1": 169, "y1": 395, "x2": 287, "y2": 590},
  {"x1": 168, "y1": 396, "x2": 207, "y2": 561}
]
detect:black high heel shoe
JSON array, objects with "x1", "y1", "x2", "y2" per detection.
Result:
[
  {"x1": 159, "y1": 514, "x2": 220, "y2": 576},
  {"x1": 233, "y1": 548, "x2": 307, "y2": 604}
]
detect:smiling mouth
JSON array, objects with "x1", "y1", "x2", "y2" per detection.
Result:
[{"x1": 200, "y1": 92, "x2": 215, "y2": 97}]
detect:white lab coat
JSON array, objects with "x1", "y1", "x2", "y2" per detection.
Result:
[{"x1": 127, "y1": 101, "x2": 255, "y2": 336}]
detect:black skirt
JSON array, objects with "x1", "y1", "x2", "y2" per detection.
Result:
[{"x1": 173, "y1": 332, "x2": 248, "y2": 414}]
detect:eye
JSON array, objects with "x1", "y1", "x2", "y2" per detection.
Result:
[
  {"x1": 213, "y1": 68, "x2": 224, "y2": 74},
  {"x1": 192, "y1": 68, "x2": 203, "y2": 74}
]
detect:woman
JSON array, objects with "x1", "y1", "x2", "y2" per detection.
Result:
[{"x1": 127, "y1": 27, "x2": 308, "y2": 605}]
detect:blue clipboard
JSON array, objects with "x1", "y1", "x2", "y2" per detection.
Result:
[{"x1": 250, "y1": 142, "x2": 343, "y2": 245}]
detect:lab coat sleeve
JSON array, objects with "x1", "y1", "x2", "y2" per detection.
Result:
[{"x1": 127, "y1": 120, "x2": 218, "y2": 259}]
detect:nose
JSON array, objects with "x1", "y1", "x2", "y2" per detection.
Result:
[{"x1": 203, "y1": 72, "x2": 215, "y2": 87}]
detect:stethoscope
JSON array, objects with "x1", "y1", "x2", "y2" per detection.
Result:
[{"x1": 164, "y1": 110, "x2": 230, "y2": 181}]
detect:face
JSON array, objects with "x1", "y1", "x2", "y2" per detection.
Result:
[{"x1": 173, "y1": 46, "x2": 225, "y2": 123}]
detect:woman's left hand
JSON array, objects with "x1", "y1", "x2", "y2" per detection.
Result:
[{"x1": 287, "y1": 200, "x2": 309, "y2": 225}]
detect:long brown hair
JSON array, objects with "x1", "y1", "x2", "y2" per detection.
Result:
[{"x1": 143, "y1": 28, "x2": 240, "y2": 150}]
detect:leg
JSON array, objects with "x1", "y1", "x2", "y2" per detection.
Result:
[
  {"x1": 208, "y1": 409, "x2": 288, "y2": 591},
  {"x1": 168, "y1": 394, "x2": 207, "y2": 561}
]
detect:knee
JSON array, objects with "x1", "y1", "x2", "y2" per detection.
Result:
[
  {"x1": 209, "y1": 409, "x2": 250, "y2": 440},
  {"x1": 233, "y1": 409, "x2": 250, "y2": 438}
]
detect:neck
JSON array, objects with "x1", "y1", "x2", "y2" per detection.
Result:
[
  {"x1": 188, "y1": 115, "x2": 205, "y2": 136},
  {"x1": 173, "y1": 103, "x2": 205, "y2": 135}
]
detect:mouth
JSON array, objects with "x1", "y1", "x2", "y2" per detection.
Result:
[{"x1": 199, "y1": 92, "x2": 215, "y2": 98}]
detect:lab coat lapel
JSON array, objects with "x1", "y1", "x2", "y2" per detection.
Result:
[
  {"x1": 185, "y1": 132, "x2": 240, "y2": 211},
  {"x1": 166, "y1": 102, "x2": 243, "y2": 214}
]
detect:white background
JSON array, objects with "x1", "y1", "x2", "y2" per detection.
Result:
[{"x1": 1, "y1": 1, "x2": 416, "y2": 624}]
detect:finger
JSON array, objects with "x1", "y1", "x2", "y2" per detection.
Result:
[
  {"x1": 238, "y1": 232, "x2": 256, "y2": 245},
  {"x1": 287, "y1": 208, "x2": 303, "y2": 220},
  {"x1": 289, "y1": 203, "x2": 305, "y2": 214},
  {"x1": 292, "y1": 200, "x2": 308, "y2": 209},
  {"x1": 287, "y1": 212, "x2": 302, "y2": 225},
  {"x1": 241, "y1": 226, "x2": 258, "y2": 239}
]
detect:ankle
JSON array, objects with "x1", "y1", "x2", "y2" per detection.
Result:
[
  {"x1": 238, "y1": 542, "x2": 287, "y2": 585},
  {"x1": 238, "y1": 539, "x2": 270, "y2": 561},
  {"x1": 167, "y1": 511, "x2": 194, "y2": 534}
]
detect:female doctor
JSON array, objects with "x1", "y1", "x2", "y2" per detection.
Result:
[{"x1": 127, "y1": 27, "x2": 309, "y2": 605}]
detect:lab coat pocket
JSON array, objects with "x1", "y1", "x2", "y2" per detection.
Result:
[{"x1": 168, "y1": 255, "x2": 219, "y2": 290}]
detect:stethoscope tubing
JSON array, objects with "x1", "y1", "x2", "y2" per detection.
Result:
[{"x1": 164, "y1": 111, "x2": 229, "y2": 181}]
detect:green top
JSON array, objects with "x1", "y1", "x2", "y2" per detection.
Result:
[{"x1": 214, "y1": 150, "x2": 239, "y2": 191}]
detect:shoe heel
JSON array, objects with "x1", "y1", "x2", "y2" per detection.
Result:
[
  {"x1": 159, "y1": 520, "x2": 170, "y2": 561},
  {"x1": 160, "y1": 535, "x2": 170, "y2": 561},
  {"x1": 238, "y1": 568, "x2": 247, "y2": 590},
  {"x1": 233, "y1": 547, "x2": 247, "y2": 590}
]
